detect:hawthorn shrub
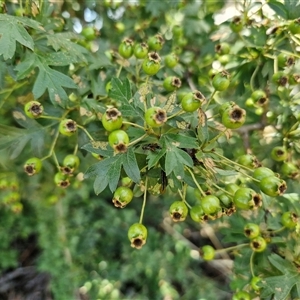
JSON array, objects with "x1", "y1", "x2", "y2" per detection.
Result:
[{"x1": 0, "y1": 0, "x2": 300, "y2": 299}]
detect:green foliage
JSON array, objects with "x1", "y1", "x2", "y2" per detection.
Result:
[{"x1": 1, "y1": 0, "x2": 300, "y2": 299}]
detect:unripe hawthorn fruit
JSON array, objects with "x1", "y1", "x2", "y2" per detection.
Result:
[
  {"x1": 272, "y1": 71, "x2": 288, "y2": 86},
  {"x1": 133, "y1": 42, "x2": 148, "y2": 59},
  {"x1": 163, "y1": 76, "x2": 182, "y2": 92},
  {"x1": 145, "y1": 107, "x2": 167, "y2": 128},
  {"x1": 108, "y1": 130, "x2": 129, "y2": 153},
  {"x1": 278, "y1": 53, "x2": 295, "y2": 68},
  {"x1": 233, "y1": 188, "x2": 262, "y2": 210},
  {"x1": 271, "y1": 146, "x2": 288, "y2": 162},
  {"x1": 128, "y1": 223, "x2": 147, "y2": 249},
  {"x1": 251, "y1": 90, "x2": 268, "y2": 107},
  {"x1": 215, "y1": 42, "x2": 230, "y2": 55},
  {"x1": 54, "y1": 172, "x2": 70, "y2": 188},
  {"x1": 253, "y1": 167, "x2": 275, "y2": 182},
  {"x1": 59, "y1": 119, "x2": 77, "y2": 136},
  {"x1": 230, "y1": 16, "x2": 244, "y2": 33},
  {"x1": 142, "y1": 52, "x2": 161, "y2": 76},
  {"x1": 61, "y1": 154, "x2": 80, "y2": 175},
  {"x1": 281, "y1": 162, "x2": 298, "y2": 179},
  {"x1": 221, "y1": 105, "x2": 246, "y2": 129},
  {"x1": 164, "y1": 53, "x2": 179, "y2": 68},
  {"x1": 244, "y1": 223, "x2": 260, "y2": 239},
  {"x1": 250, "y1": 236, "x2": 267, "y2": 252},
  {"x1": 218, "y1": 101, "x2": 235, "y2": 115},
  {"x1": 200, "y1": 195, "x2": 220, "y2": 215},
  {"x1": 112, "y1": 186, "x2": 133, "y2": 208},
  {"x1": 148, "y1": 34, "x2": 164, "y2": 51},
  {"x1": 24, "y1": 101, "x2": 44, "y2": 119},
  {"x1": 281, "y1": 211, "x2": 298, "y2": 229},
  {"x1": 81, "y1": 27, "x2": 96, "y2": 41},
  {"x1": 190, "y1": 205, "x2": 205, "y2": 222},
  {"x1": 212, "y1": 71, "x2": 230, "y2": 91},
  {"x1": 237, "y1": 154, "x2": 260, "y2": 169},
  {"x1": 259, "y1": 176, "x2": 287, "y2": 197},
  {"x1": 288, "y1": 18, "x2": 300, "y2": 34},
  {"x1": 24, "y1": 157, "x2": 42, "y2": 176},
  {"x1": 181, "y1": 90, "x2": 206, "y2": 112},
  {"x1": 200, "y1": 245, "x2": 215, "y2": 261},
  {"x1": 118, "y1": 38, "x2": 134, "y2": 59},
  {"x1": 169, "y1": 201, "x2": 188, "y2": 222},
  {"x1": 102, "y1": 108, "x2": 123, "y2": 132}
]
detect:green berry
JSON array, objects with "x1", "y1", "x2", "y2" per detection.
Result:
[
  {"x1": 148, "y1": 34, "x2": 164, "y2": 51},
  {"x1": 163, "y1": 76, "x2": 182, "y2": 92},
  {"x1": 24, "y1": 101, "x2": 44, "y2": 119},
  {"x1": 145, "y1": 106, "x2": 167, "y2": 128},
  {"x1": 181, "y1": 90, "x2": 206, "y2": 112},
  {"x1": 288, "y1": 18, "x2": 300, "y2": 34},
  {"x1": 230, "y1": 16, "x2": 244, "y2": 33},
  {"x1": 142, "y1": 52, "x2": 161, "y2": 75},
  {"x1": 212, "y1": 71, "x2": 230, "y2": 91},
  {"x1": 251, "y1": 90, "x2": 268, "y2": 107},
  {"x1": 253, "y1": 167, "x2": 275, "y2": 182},
  {"x1": 221, "y1": 105, "x2": 246, "y2": 129},
  {"x1": 237, "y1": 154, "x2": 260, "y2": 169},
  {"x1": 200, "y1": 245, "x2": 215, "y2": 261},
  {"x1": 128, "y1": 223, "x2": 147, "y2": 249},
  {"x1": 169, "y1": 201, "x2": 188, "y2": 222},
  {"x1": 164, "y1": 53, "x2": 179, "y2": 68},
  {"x1": 281, "y1": 162, "x2": 298, "y2": 178},
  {"x1": 102, "y1": 107, "x2": 123, "y2": 132},
  {"x1": 190, "y1": 205, "x2": 205, "y2": 222},
  {"x1": 259, "y1": 176, "x2": 287, "y2": 197},
  {"x1": 112, "y1": 186, "x2": 134, "y2": 208},
  {"x1": 281, "y1": 211, "x2": 298, "y2": 229},
  {"x1": 200, "y1": 195, "x2": 220, "y2": 215},
  {"x1": 108, "y1": 130, "x2": 129, "y2": 153},
  {"x1": 118, "y1": 38, "x2": 134, "y2": 59},
  {"x1": 233, "y1": 188, "x2": 262, "y2": 210},
  {"x1": 133, "y1": 42, "x2": 148, "y2": 59},
  {"x1": 271, "y1": 146, "x2": 288, "y2": 162},
  {"x1": 250, "y1": 236, "x2": 267, "y2": 252},
  {"x1": 244, "y1": 223, "x2": 260, "y2": 239},
  {"x1": 24, "y1": 157, "x2": 42, "y2": 176},
  {"x1": 59, "y1": 119, "x2": 77, "y2": 136},
  {"x1": 54, "y1": 172, "x2": 70, "y2": 188}
]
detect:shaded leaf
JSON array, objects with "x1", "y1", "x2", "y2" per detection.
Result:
[
  {"x1": 123, "y1": 147, "x2": 141, "y2": 183},
  {"x1": 33, "y1": 57, "x2": 77, "y2": 107}
]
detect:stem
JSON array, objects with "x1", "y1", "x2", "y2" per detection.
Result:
[
  {"x1": 39, "y1": 115, "x2": 61, "y2": 121},
  {"x1": 213, "y1": 151, "x2": 254, "y2": 173},
  {"x1": 128, "y1": 133, "x2": 148, "y2": 147},
  {"x1": 167, "y1": 109, "x2": 184, "y2": 120},
  {"x1": 73, "y1": 143, "x2": 78, "y2": 155},
  {"x1": 185, "y1": 167, "x2": 206, "y2": 197},
  {"x1": 250, "y1": 251, "x2": 255, "y2": 277},
  {"x1": 52, "y1": 151, "x2": 60, "y2": 170},
  {"x1": 215, "y1": 243, "x2": 249, "y2": 254},
  {"x1": 203, "y1": 89, "x2": 217, "y2": 111},
  {"x1": 116, "y1": 65, "x2": 123, "y2": 78},
  {"x1": 269, "y1": 226, "x2": 286, "y2": 234},
  {"x1": 250, "y1": 63, "x2": 260, "y2": 92},
  {"x1": 139, "y1": 177, "x2": 148, "y2": 224},
  {"x1": 41, "y1": 128, "x2": 60, "y2": 161},
  {"x1": 123, "y1": 121, "x2": 146, "y2": 130},
  {"x1": 77, "y1": 125, "x2": 94, "y2": 141},
  {"x1": 209, "y1": 181, "x2": 232, "y2": 196}
]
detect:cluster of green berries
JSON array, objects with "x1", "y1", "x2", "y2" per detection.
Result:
[{"x1": 0, "y1": 174, "x2": 23, "y2": 213}]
